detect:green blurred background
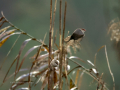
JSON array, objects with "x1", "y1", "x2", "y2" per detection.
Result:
[{"x1": 0, "y1": 0, "x2": 120, "y2": 90}]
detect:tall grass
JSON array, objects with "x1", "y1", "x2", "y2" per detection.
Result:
[{"x1": 0, "y1": 0, "x2": 115, "y2": 90}]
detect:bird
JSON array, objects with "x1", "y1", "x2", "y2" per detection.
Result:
[{"x1": 64, "y1": 28, "x2": 86, "y2": 42}]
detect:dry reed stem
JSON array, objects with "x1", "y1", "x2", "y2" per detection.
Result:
[
  {"x1": 51, "y1": 1, "x2": 57, "y2": 87},
  {"x1": 51, "y1": 0, "x2": 57, "y2": 47},
  {"x1": 62, "y1": 2, "x2": 69, "y2": 90},
  {"x1": 48, "y1": 0, "x2": 53, "y2": 90},
  {"x1": 59, "y1": 0, "x2": 62, "y2": 90},
  {"x1": 105, "y1": 45, "x2": 115, "y2": 90}
]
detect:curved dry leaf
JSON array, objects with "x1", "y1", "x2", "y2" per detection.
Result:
[
  {"x1": 97, "y1": 45, "x2": 105, "y2": 53},
  {"x1": 70, "y1": 87, "x2": 77, "y2": 90},
  {"x1": 43, "y1": 44, "x2": 49, "y2": 52},
  {"x1": 94, "y1": 45, "x2": 105, "y2": 67},
  {"x1": 0, "y1": 26, "x2": 11, "y2": 33},
  {"x1": 69, "y1": 56, "x2": 85, "y2": 63},
  {"x1": 0, "y1": 34, "x2": 20, "y2": 70},
  {"x1": 87, "y1": 60, "x2": 95, "y2": 67},
  {"x1": 1, "y1": 56, "x2": 18, "y2": 86},
  {"x1": 16, "y1": 87, "x2": 29, "y2": 90},
  {"x1": 91, "y1": 68, "x2": 98, "y2": 74},
  {"x1": 41, "y1": 77, "x2": 48, "y2": 90},
  {"x1": 41, "y1": 70, "x2": 49, "y2": 90},
  {"x1": 0, "y1": 16, "x2": 4, "y2": 21},
  {"x1": 0, "y1": 20, "x2": 7, "y2": 28},
  {"x1": 0, "y1": 35, "x2": 9, "y2": 47},
  {"x1": 10, "y1": 71, "x2": 40, "y2": 89},
  {"x1": 33, "y1": 50, "x2": 59, "y2": 63},
  {"x1": 10, "y1": 80, "x2": 29, "y2": 90},
  {"x1": 78, "y1": 71, "x2": 85, "y2": 90},
  {"x1": 0, "y1": 29, "x2": 16, "y2": 39},
  {"x1": 18, "y1": 45, "x2": 41, "y2": 72},
  {"x1": 16, "y1": 71, "x2": 40, "y2": 82},
  {"x1": 34, "y1": 68, "x2": 48, "y2": 86},
  {"x1": 5, "y1": 68, "x2": 30, "y2": 82},
  {"x1": 34, "y1": 64, "x2": 48, "y2": 71},
  {"x1": 0, "y1": 32, "x2": 21, "y2": 47},
  {"x1": 75, "y1": 69, "x2": 80, "y2": 86},
  {"x1": 70, "y1": 79, "x2": 75, "y2": 89},
  {"x1": 15, "y1": 38, "x2": 32, "y2": 76}
]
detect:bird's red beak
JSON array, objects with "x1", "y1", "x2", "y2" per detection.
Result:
[{"x1": 82, "y1": 28, "x2": 86, "y2": 31}]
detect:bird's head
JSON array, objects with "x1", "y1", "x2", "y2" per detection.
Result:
[{"x1": 81, "y1": 28, "x2": 86, "y2": 33}]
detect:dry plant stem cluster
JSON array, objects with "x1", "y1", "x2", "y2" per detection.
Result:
[
  {"x1": 48, "y1": 0, "x2": 53, "y2": 89},
  {"x1": 0, "y1": 0, "x2": 115, "y2": 90}
]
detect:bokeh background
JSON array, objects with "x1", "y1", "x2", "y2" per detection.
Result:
[{"x1": 0, "y1": 0, "x2": 120, "y2": 90}]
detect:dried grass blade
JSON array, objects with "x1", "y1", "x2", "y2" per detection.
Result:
[
  {"x1": 62, "y1": 2, "x2": 69, "y2": 90},
  {"x1": 54, "y1": 30, "x2": 58, "y2": 47},
  {"x1": 15, "y1": 38, "x2": 32, "y2": 78},
  {"x1": 59, "y1": 0, "x2": 62, "y2": 89},
  {"x1": 28, "y1": 64, "x2": 34, "y2": 90},
  {"x1": 41, "y1": 70, "x2": 49, "y2": 90},
  {"x1": 67, "y1": 66, "x2": 80, "y2": 75},
  {"x1": 0, "y1": 56, "x2": 18, "y2": 86},
  {"x1": 43, "y1": 44, "x2": 49, "y2": 52},
  {"x1": 48, "y1": 0, "x2": 53, "y2": 89},
  {"x1": 28, "y1": 33, "x2": 47, "y2": 89},
  {"x1": 10, "y1": 80, "x2": 29, "y2": 90},
  {"x1": 78, "y1": 71, "x2": 84, "y2": 90},
  {"x1": 70, "y1": 79, "x2": 75, "y2": 89},
  {"x1": 0, "y1": 35, "x2": 20, "y2": 70},
  {"x1": 41, "y1": 76, "x2": 48, "y2": 90},
  {"x1": 51, "y1": 0, "x2": 57, "y2": 47},
  {"x1": 0, "y1": 20, "x2": 7, "y2": 28},
  {"x1": 68, "y1": 58, "x2": 109, "y2": 90},
  {"x1": 0, "y1": 16, "x2": 4, "y2": 21},
  {"x1": 17, "y1": 45, "x2": 41, "y2": 73},
  {"x1": 0, "y1": 26, "x2": 11, "y2": 33},
  {"x1": 0, "y1": 35, "x2": 9, "y2": 47},
  {"x1": 5, "y1": 68, "x2": 29, "y2": 82},
  {"x1": 16, "y1": 87, "x2": 29, "y2": 90},
  {"x1": 0, "y1": 29, "x2": 16, "y2": 39},
  {"x1": 33, "y1": 69, "x2": 48, "y2": 86},
  {"x1": 69, "y1": 56, "x2": 85, "y2": 63},
  {"x1": 94, "y1": 45, "x2": 105, "y2": 67},
  {"x1": 75, "y1": 69, "x2": 80, "y2": 86},
  {"x1": 0, "y1": 32, "x2": 21, "y2": 47},
  {"x1": 105, "y1": 45, "x2": 115, "y2": 90}
]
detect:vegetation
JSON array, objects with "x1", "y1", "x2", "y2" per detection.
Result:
[{"x1": 0, "y1": 0, "x2": 116, "y2": 90}]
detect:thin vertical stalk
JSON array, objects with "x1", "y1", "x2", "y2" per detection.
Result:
[
  {"x1": 105, "y1": 45, "x2": 115, "y2": 90},
  {"x1": 51, "y1": 0, "x2": 57, "y2": 47},
  {"x1": 51, "y1": 1, "x2": 57, "y2": 85},
  {"x1": 48, "y1": 0, "x2": 53, "y2": 90},
  {"x1": 62, "y1": 2, "x2": 69, "y2": 90},
  {"x1": 59, "y1": 0, "x2": 62, "y2": 90}
]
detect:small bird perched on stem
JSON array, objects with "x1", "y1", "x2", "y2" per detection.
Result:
[
  {"x1": 64, "y1": 28, "x2": 86, "y2": 43},
  {"x1": 64, "y1": 28, "x2": 86, "y2": 53}
]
